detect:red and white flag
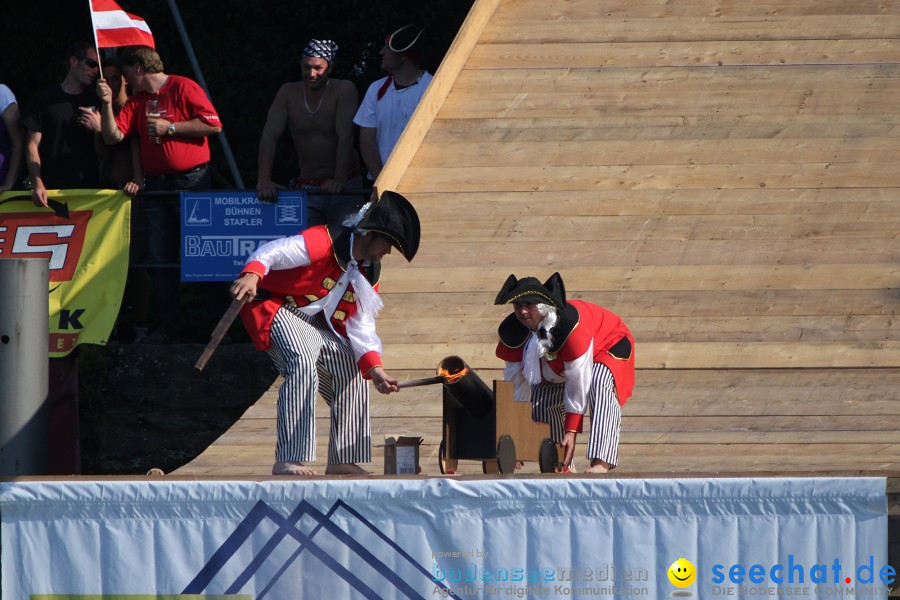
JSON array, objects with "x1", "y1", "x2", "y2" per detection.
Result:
[{"x1": 90, "y1": 0, "x2": 155, "y2": 48}]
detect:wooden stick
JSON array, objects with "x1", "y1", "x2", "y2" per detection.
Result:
[
  {"x1": 194, "y1": 299, "x2": 244, "y2": 371},
  {"x1": 397, "y1": 376, "x2": 444, "y2": 389}
]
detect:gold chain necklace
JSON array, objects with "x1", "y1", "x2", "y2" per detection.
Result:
[{"x1": 303, "y1": 80, "x2": 330, "y2": 114}]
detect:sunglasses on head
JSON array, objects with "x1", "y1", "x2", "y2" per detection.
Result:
[{"x1": 78, "y1": 56, "x2": 99, "y2": 69}]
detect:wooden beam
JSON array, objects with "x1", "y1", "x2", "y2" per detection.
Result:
[
  {"x1": 398, "y1": 164, "x2": 900, "y2": 192},
  {"x1": 404, "y1": 239, "x2": 900, "y2": 267},
  {"x1": 409, "y1": 214, "x2": 900, "y2": 241},
  {"x1": 377, "y1": 314, "x2": 898, "y2": 344},
  {"x1": 427, "y1": 114, "x2": 900, "y2": 141},
  {"x1": 382, "y1": 341, "x2": 900, "y2": 370},
  {"x1": 491, "y1": 0, "x2": 900, "y2": 20},
  {"x1": 377, "y1": 290, "x2": 894, "y2": 318},
  {"x1": 453, "y1": 64, "x2": 900, "y2": 90},
  {"x1": 402, "y1": 189, "x2": 900, "y2": 217},
  {"x1": 378, "y1": 264, "x2": 899, "y2": 292},
  {"x1": 466, "y1": 40, "x2": 900, "y2": 69},
  {"x1": 437, "y1": 93, "x2": 900, "y2": 118},
  {"x1": 411, "y1": 139, "x2": 900, "y2": 169},
  {"x1": 481, "y1": 15, "x2": 900, "y2": 43}
]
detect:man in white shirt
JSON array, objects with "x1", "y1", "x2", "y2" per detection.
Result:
[{"x1": 353, "y1": 25, "x2": 432, "y2": 181}]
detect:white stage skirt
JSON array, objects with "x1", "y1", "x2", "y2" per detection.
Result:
[{"x1": 1, "y1": 477, "x2": 890, "y2": 599}]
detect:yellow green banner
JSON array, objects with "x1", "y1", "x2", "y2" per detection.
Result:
[{"x1": 0, "y1": 189, "x2": 130, "y2": 357}]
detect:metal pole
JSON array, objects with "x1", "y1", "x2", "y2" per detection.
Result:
[
  {"x1": 0, "y1": 258, "x2": 50, "y2": 476},
  {"x1": 166, "y1": 0, "x2": 246, "y2": 189}
]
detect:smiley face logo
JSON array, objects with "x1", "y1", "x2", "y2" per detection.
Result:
[{"x1": 668, "y1": 558, "x2": 696, "y2": 588}]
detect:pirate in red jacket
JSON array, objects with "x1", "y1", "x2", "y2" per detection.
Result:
[
  {"x1": 495, "y1": 273, "x2": 635, "y2": 473},
  {"x1": 230, "y1": 190, "x2": 419, "y2": 475}
]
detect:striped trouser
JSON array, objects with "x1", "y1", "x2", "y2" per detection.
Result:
[
  {"x1": 530, "y1": 362, "x2": 622, "y2": 467},
  {"x1": 266, "y1": 305, "x2": 371, "y2": 464}
]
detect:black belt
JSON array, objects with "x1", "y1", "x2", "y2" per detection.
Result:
[{"x1": 145, "y1": 163, "x2": 208, "y2": 180}]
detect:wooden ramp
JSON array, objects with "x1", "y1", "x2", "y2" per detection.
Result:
[{"x1": 176, "y1": 0, "x2": 900, "y2": 488}]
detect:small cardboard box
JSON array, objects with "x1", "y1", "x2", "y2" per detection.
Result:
[{"x1": 384, "y1": 436, "x2": 423, "y2": 475}]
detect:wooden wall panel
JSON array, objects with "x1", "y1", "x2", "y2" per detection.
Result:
[
  {"x1": 482, "y1": 16, "x2": 900, "y2": 44},
  {"x1": 177, "y1": 0, "x2": 900, "y2": 480}
]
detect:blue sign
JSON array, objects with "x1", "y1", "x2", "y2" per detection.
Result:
[{"x1": 180, "y1": 191, "x2": 306, "y2": 282}]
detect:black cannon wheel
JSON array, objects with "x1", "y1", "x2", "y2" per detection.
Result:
[
  {"x1": 496, "y1": 435, "x2": 517, "y2": 474},
  {"x1": 439, "y1": 440, "x2": 459, "y2": 474},
  {"x1": 538, "y1": 438, "x2": 558, "y2": 473},
  {"x1": 438, "y1": 440, "x2": 447, "y2": 474}
]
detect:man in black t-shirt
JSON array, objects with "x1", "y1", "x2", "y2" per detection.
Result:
[
  {"x1": 21, "y1": 41, "x2": 102, "y2": 207},
  {"x1": 18, "y1": 41, "x2": 104, "y2": 475}
]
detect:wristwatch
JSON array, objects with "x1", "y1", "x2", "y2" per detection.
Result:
[{"x1": 166, "y1": 122, "x2": 176, "y2": 136}]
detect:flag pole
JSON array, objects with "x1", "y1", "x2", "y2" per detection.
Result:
[
  {"x1": 87, "y1": 0, "x2": 105, "y2": 79},
  {"x1": 165, "y1": 0, "x2": 245, "y2": 189}
]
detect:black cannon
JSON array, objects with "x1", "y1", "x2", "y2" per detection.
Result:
[{"x1": 400, "y1": 356, "x2": 561, "y2": 474}]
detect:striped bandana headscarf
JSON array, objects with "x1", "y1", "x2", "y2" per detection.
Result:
[{"x1": 303, "y1": 39, "x2": 338, "y2": 64}]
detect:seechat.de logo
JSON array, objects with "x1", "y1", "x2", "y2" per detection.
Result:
[{"x1": 711, "y1": 555, "x2": 896, "y2": 586}]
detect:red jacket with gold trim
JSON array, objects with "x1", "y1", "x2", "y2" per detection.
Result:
[
  {"x1": 496, "y1": 299, "x2": 635, "y2": 433},
  {"x1": 238, "y1": 225, "x2": 382, "y2": 376}
]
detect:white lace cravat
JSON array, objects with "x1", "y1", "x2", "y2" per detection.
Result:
[
  {"x1": 522, "y1": 332, "x2": 543, "y2": 384},
  {"x1": 347, "y1": 232, "x2": 384, "y2": 317}
]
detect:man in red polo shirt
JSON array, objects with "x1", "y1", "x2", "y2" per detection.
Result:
[
  {"x1": 495, "y1": 273, "x2": 635, "y2": 473},
  {"x1": 97, "y1": 45, "x2": 222, "y2": 343}
]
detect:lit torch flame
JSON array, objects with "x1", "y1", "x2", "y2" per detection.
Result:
[{"x1": 437, "y1": 365, "x2": 468, "y2": 384}]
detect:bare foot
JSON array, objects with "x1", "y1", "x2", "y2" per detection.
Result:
[
  {"x1": 515, "y1": 461, "x2": 524, "y2": 470},
  {"x1": 325, "y1": 463, "x2": 372, "y2": 475},
  {"x1": 273, "y1": 461, "x2": 318, "y2": 476},
  {"x1": 585, "y1": 459, "x2": 610, "y2": 474}
]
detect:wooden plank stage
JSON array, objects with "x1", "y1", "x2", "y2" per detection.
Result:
[{"x1": 175, "y1": 0, "x2": 900, "y2": 493}]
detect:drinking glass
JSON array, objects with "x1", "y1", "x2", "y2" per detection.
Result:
[{"x1": 146, "y1": 97, "x2": 161, "y2": 144}]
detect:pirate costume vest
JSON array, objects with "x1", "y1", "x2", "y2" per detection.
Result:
[{"x1": 240, "y1": 224, "x2": 380, "y2": 355}]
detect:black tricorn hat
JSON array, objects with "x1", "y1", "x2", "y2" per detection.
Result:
[
  {"x1": 494, "y1": 272, "x2": 566, "y2": 308},
  {"x1": 356, "y1": 190, "x2": 420, "y2": 262}
]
